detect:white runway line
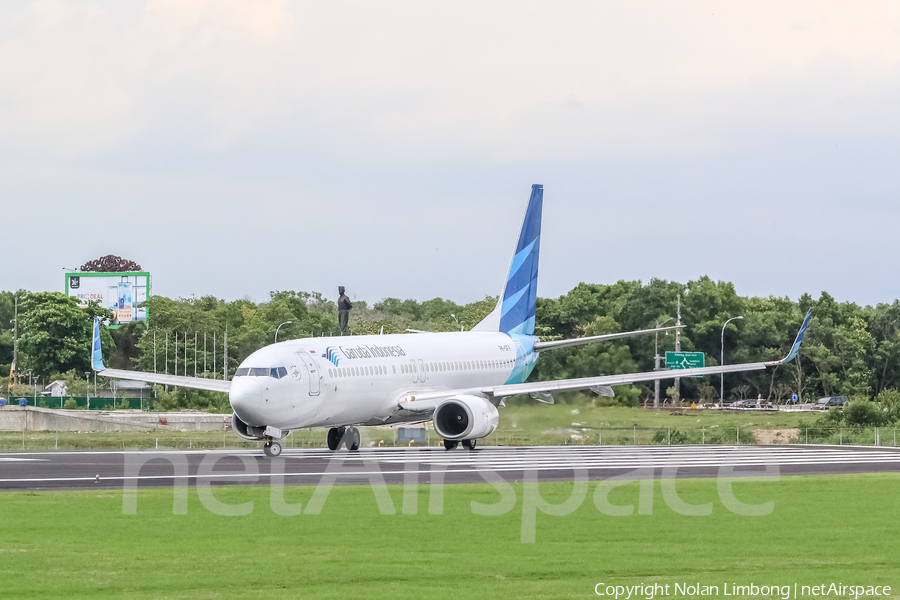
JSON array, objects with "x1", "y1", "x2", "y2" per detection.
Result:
[{"x1": 1, "y1": 446, "x2": 898, "y2": 485}]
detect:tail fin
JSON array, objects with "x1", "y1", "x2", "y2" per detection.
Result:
[
  {"x1": 92, "y1": 317, "x2": 105, "y2": 371},
  {"x1": 473, "y1": 184, "x2": 543, "y2": 336}
]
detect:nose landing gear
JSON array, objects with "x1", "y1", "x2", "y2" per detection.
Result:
[{"x1": 263, "y1": 439, "x2": 283, "y2": 457}]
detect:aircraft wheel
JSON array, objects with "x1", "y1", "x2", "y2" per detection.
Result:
[
  {"x1": 327, "y1": 427, "x2": 342, "y2": 451},
  {"x1": 462, "y1": 439, "x2": 477, "y2": 450},
  {"x1": 263, "y1": 440, "x2": 282, "y2": 458},
  {"x1": 348, "y1": 427, "x2": 361, "y2": 451},
  {"x1": 443, "y1": 439, "x2": 458, "y2": 451}
]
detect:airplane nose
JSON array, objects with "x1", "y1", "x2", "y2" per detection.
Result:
[{"x1": 229, "y1": 378, "x2": 263, "y2": 426}]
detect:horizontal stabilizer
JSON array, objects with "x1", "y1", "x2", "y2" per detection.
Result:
[
  {"x1": 533, "y1": 325, "x2": 682, "y2": 351},
  {"x1": 98, "y1": 368, "x2": 232, "y2": 393}
]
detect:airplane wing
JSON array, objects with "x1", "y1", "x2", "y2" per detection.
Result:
[
  {"x1": 401, "y1": 309, "x2": 811, "y2": 411},
  {"x1": 486, "y1": 309, "x2": 811, "y2": 400},
  {"x1": 91, "y1": 318, "x2": 232, "y2": 393}
]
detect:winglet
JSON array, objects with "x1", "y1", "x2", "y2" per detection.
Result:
[
  {"x1": 775, "y1": 309, "x2": 812, "y2": 365},
  {"x1": 91, "y1": 317, "x2": 105, "y2": 371}
]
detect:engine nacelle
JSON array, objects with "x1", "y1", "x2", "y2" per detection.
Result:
[
  {"x1": 433, "y1": 395, "x2": 499, "y2": 440},
  {"x1": 232, "y1": 412, "x2": 267, "y2": 441}
]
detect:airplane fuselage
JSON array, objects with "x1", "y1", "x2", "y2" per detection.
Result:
[{"x1": 229, "y1": 331, "x2": 539, "y2": 431}]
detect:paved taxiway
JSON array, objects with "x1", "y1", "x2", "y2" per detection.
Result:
[{"x1": 1, "y1": 445, "x2": 899, "y2": 491}]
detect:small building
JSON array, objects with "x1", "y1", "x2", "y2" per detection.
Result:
[{"x1": 45, "y1": 380, "x2": 68, "y2": 397}]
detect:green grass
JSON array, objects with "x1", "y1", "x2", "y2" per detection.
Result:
[
  {"x1": 1, "y1": 474, "x2": 898, "y2": 598},
  {"x1": 2, "y1": 404, "x2": 897, "y2": 449}
]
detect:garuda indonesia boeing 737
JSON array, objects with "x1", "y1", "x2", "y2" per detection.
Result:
[{"x1": 91, "y1": 185, "x2": 811, "y2": 457}]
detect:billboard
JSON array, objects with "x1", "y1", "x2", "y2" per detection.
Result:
[{"x1": 65, "y1": 272, "x2": 151, "y2": 327}]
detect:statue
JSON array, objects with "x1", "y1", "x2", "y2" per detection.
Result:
[{"x1": 338, "y1": 286, "x2": 352, "y2": 334}]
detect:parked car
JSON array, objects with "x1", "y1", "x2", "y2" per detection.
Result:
[{"x1": 816, "y1": 395, "x2": 849, "y2": 408}]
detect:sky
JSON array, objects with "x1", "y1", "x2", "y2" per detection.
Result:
[{"x1": 2, "y1": 1, "x2": 900, "y2": 307}]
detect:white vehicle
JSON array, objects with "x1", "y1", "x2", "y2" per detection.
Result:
[{"x1": 92, "y1": 185, "x2": 811, "y2": 457}]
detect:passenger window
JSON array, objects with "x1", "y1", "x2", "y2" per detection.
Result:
[{"x1": 392, "y1": 365, "x2": 396, "y2": 374}]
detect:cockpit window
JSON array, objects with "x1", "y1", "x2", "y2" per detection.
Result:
[{"x1": 236, "y1": 367, "x2": 288, "y2": 378}]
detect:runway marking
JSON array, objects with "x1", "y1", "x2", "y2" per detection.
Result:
[
  {"x1": 1, "y1": 446, "x2": 898, "y2": 486},
  {"x1": 0, "y1": 458, "x2": 49, "y2": 462}
]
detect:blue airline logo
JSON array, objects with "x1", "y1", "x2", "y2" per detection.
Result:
[{"x1": 323, "y1": 347, "x2": 342, "y2": 367}]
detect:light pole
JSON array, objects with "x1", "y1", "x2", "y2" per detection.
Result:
[
  {"x1": 654, "y1": 317, "x2": 674, "y2": 408},
  {"x1": 84, "y1": 371, "x2": 91, "y2": 411},
  {"x1": 720, "y1": 315, "x2": 744, "y2": 402},
  {"x1": 32, "y1": 375, "x2": 38, "y2": 407},
  {"x1": 275, "y1": 321, "x2": 292, "y2": 343}
]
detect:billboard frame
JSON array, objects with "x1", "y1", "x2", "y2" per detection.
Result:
[{"x1": 64, "y1": 271, "x2": 151, "y2": 329}]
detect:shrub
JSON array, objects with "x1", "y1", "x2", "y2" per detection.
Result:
[{"x1": 843, "y1": 400, "x2": 885, "y2": 427}]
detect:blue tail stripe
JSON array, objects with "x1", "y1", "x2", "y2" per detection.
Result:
[
  {"x1": 503, "y1": 246, "x2": 540, "y2": 300},
  {"x1": 514, "y1": 187, "x2": 543, "y2": 253},
  {"x1": 500, "y1": 289, "x2": 537, "y2": 333},
  {"x1": 507, "y1": 237, "x2": 537, "y2": 282},
  {"x1": 501, "y1": 286, "x2": 529, "y2": 316}
]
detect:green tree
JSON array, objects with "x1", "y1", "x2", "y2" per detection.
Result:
[{"x1": 18, "y1": 293, "x2": 112, "y2": 377}]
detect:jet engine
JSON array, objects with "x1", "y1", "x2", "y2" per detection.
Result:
[
  {"x1": 232, "y1": 412, "x2": 267, "y2": 441},
  {"x1": 432, "y1": 395, "x2": 499, "y2": 440}
]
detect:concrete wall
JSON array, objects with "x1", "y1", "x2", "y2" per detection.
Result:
[{"x1": 0, "y1": 406, "x2": 230, "y2": 432}]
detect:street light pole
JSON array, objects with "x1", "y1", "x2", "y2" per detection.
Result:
[
  {"x1": 654, "y1": 317, "x2": 674, "y2": 409},
  {"x1": 275, "y1": 321, "x2": 292, "y2": 343},
  {"x1": 720, "y1": 315, "x2": 744, "y2": 402}
]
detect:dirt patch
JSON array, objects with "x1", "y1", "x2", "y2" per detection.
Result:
[{"x1": 753, "y1": 429, "x2": 799, "y2": 444}]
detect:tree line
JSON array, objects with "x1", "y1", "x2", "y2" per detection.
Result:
[{"x1": 3, "y1": 276, "x2": 900, "y2": 420}]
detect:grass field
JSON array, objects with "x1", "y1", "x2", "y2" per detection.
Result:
[
  {"x1": 1, "y1": 404, "x2": 896, "y2": 450},
  {"x1": 1, "y1": 474, "x2": 898, "y2": 598}
]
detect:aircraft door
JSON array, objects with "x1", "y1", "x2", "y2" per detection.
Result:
[
  {"x1": 418, "y1": 359, "x2": 426, "y2": 383},
  {"x1": 297, "y1": 352, "x2": 321, "y2": 396}
]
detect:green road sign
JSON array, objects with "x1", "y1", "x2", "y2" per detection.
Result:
[{"x1": 665, "y1": 351, "x2": 705, "y2": 376}]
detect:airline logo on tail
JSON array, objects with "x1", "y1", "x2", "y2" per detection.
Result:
[{"x1": 499, "y1": 184, "x2": 542, "y2": 336}]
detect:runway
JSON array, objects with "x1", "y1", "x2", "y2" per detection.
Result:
[{"x1": 1, "y1": 445, "x2": 899, "y2": 491}]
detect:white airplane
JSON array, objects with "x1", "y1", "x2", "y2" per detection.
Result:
[{"x1": 92, "y1": 185, "x2": 811, "y2": 457}]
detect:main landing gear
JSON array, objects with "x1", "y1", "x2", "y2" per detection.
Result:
[
  {"x1": 443, "y1": 439, "x2": 477, "y2": 451},
  {"x1": 327, "y1": 426, "x2": 361, "y2": 451},
  {"x1": 263, "y1": 439, "x2": 283, "y2": 458}
]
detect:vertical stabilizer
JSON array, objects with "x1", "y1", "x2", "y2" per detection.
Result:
[
  {"x1": 92, "y1": 317, "x2": 105, "y2": 371},
  {"x1": 473, "y1": 184, "x2": 543, "y2": 335}
]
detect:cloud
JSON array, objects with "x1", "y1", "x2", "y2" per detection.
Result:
[
  {"x1": 2, "y1": 1, "x2": 900, "y2": 305},
  {"x1": 3, "y1": 1, "x2": 900, "y2": 160}
]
